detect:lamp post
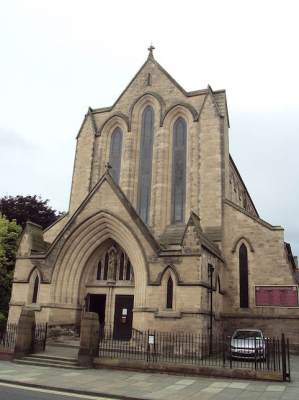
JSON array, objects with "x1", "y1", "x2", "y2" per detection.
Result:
[{"x1": 208, "y1": 263, "x2": 215, "y2": 356}]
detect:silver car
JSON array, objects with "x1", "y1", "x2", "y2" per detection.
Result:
[{"x1": 228, "y1": 329, "x2": 267, "y2": 360}]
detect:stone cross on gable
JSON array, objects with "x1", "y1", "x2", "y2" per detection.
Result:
[{"x1": 148, "y1": 44, "x2": 155, "y2": 56}]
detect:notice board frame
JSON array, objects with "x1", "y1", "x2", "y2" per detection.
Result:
[{"x1": 255, "y1": 285, "x2": 299, "y2": 308}]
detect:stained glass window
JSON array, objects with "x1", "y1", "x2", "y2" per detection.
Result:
[
  {"x1": 137, "y1": 106, "x2": 154, "y2": 225},
  {"x1": 239, "y1": 244, "x2": 249, "y2": 308},
  {"x1": 171, "y1": 118, "x2": 187, "y2": 224},
  {"x1": 109, "y1": 127, "x2": 123, "y2": 184},
  {"x1": 166, "y1": 276, "x2": 173, "y2": 309}
]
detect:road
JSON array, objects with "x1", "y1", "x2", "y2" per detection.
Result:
[{"x1": 0, "y1": 383, "x2": 112, "y2": 400}]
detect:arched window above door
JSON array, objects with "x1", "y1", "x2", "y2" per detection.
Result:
[
  {"x1": 109, "y1": 127, "x2": 123, "y2": 184},
  {"x1": 171, "y1": 117, "x2": 187, "y2": 224},
  {"x1": 94, "y1": 244, "x2": 134, "y2": 284},
  {"x1": 137, "y1": 106, "x2": 155, "y2": 225}
]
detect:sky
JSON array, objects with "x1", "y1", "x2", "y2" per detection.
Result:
[{"x1": 1, "y1": 0, "x2": 299, "y2": 256}]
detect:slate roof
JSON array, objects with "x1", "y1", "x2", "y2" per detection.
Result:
[
  {"x1": 187, "y1": 212, "x2": 222, "y2": 259},
  {"x1": 159, "y1": 225, "x2": 186, "y2": 245}
]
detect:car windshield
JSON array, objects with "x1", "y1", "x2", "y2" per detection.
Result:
[{"x1": 233, "y1": 331, "x2": 262, "y2": 340}]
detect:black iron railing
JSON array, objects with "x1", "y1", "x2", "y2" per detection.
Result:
[
  {"x1": 0, "y1": 323, "x2": 18, "y2": 348},
  {"x1": 98, "y1": 328, "x2": 290, "y2": 380},
  {"x1": 32, "y1": 323, "x2": 48, "y2": 353}
]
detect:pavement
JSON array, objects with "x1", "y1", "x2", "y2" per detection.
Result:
[{"x1": 0, "y1": 349, "x2": 299, "y2": 399}]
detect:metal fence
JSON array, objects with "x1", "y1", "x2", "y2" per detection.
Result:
[
  {"x1": 0, "y1": 323, "x2": 18, "y2": 348},
  {"x1": 32, "y1": 323, "x2": 48, "y2": 353},
  {"x1": 98, "y1": 328, "x2": 291, "y2": 381}
]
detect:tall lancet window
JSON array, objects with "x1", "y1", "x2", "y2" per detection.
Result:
[
  {"x1": 239, "y1": 243, "x2": 249, "y2": 308},
  {"x1": 32, "y1": 275, "x2": 39, "y2": 304},
  {"x1": 109, "y1": 127, "x2": 123, "y2": 184},
  {"x1": 171, "y1": 117, "x2": 187, "y2": 224},
  {"x1": 137, "y1": 106, "x2": 155, "y2": 225},
  {"x1": 166, "y1": 276, "x2": 173, "y2": 309}
]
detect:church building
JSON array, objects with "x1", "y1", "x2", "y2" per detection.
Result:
[{"x1": 8, "y1": 47, "x2": 299, "y2": 343}]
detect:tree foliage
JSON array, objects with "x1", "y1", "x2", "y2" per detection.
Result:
[
  {"x1": 0, "y1": 195, "x2": 63, "y2": 230},
  {"x1": 0, "y1": 213, "x2": 22, "y2": 316}
]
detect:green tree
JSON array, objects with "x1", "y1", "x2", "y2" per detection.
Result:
[
  {"x1": 0, "y1": 195, "x2": 64, "y2": 230},
  {"x1": 0, "y1": 213, "x2": 22, "y2": 316}
]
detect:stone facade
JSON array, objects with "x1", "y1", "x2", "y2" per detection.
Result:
[{"x1": 8, "y1": 51, "x2": 299, "y2": 345}]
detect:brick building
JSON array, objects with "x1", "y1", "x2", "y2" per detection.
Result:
[{"x1": 8, "y1": 48, "x2": 299, "y2": 342}]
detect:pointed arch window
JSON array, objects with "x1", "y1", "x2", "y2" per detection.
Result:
[
  {"x1": 171, "y1": 117, "x2": 187, "y2": 224},
  {"x1": 125, "y1": 260, "x2": 131, "y2": 281},
  {"x1": 137, "y1": 106, "x2": 155, "y2": 225},
  {"x1": 239, "y1": 243, "x2": 249, "y2": 308},
  {"x1": 96, "y1": 261, "x2": 102, "y2": 280},
  {"x1": 119, "y1": 253, "x2": 124, "y2": 280},
  {"x1": 109, "y1": 127, "x2": 123, "y2": 184},
  {"x1": 32, "y1": 275, "x2": 39, "y2": 304},
  {"x1": 103, "y1": 253, "x2": 109, "y2": 281},
  {"x1": 166, "y1": 276, "x2": 173, "y2": 309}
]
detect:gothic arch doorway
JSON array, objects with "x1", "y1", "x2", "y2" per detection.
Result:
[{"x1": 85, "y1": 240, "x2": 135, "y2": 340}]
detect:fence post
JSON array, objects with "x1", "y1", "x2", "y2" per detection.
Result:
[
  {"x1": 281, "y1": 333, "x2": 286, "y2": 382},
  {"x1": 78, "y1": 312, "x2": 99, "y2": 368},
  {"x1": 287, "y1": 338, "x2": 291, "y2": 382},
  {"x1": 222, "y1": 335, "x2": 226, "y2": 367},
  {"x1": 13, "y1": 308, "x2": 35, "y2": 359},
  {"x1": 43, "y1": 323, "x2": 48, "y2": 351}
]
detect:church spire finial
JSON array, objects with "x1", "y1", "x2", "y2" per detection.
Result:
[{"x1": 148, "y1": 44, "x2": 155, "y2": 57}]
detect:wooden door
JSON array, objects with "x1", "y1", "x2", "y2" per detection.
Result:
[{"x1": 113, "y1": 295, "x2": 134, "y2": 340}]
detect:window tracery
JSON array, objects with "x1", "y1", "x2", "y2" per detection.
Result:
[{"x1": 95, "y1": 244, "x2": 134, "y2": 284}]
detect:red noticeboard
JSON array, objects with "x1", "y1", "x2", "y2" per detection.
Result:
[{"x1": 255, "y1": 286, "x2": 298, "y2": 307}]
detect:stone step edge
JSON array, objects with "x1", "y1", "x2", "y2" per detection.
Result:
[
  {"x1": 28, "y1": 354, "x2": 78, "y2": 362},
  {"x1": 46, "y1": 342, "x2": 80, "y2": 349},
  {"x1": 13, "y1": 360, "x2": 85, "y2": 370},
  {"x1": 22, "y1": 357, "x2": 78, "y2": 365}
]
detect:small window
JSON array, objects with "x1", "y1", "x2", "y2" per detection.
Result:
[
  {"x1": 96, "y1": 261, "x2": 102, "y2": 280},
  {"x1": 103, "y1": 253, "x2": 109, "y2": 281},
  {"x1": 125, "y1": 260, "x2": 131, "y2": 281},
  {"x1": 166, "y1": 276, "x2": 173, "y2": 309},
  {"x1": 32, "y1": 275, "x2": 39, "y2": 304},
  {"x1": 119, "y1": 253, "x2": 124, "y2": 280}
]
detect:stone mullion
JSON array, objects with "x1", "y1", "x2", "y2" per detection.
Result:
[
  {"x1": 152, "y1": 127, "x2": 168, "y2": 236},
  {"x1": 120, "y1": 132, "x2": 135, "y2": 203}
]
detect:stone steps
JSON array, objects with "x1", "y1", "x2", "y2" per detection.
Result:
[
  {"x1": 47, "y1": 340, "x2": 80, "y2": 348},
  {"x1": 14, "y1": 354, "x2": 85, "y2": 369}
]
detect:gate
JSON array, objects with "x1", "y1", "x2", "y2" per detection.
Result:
[{"x1": 32, "y1": 323, "x2": 47, "y2": 353}]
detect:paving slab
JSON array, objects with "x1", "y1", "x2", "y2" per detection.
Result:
[{"x1": 0, "y1": 353, "x2": 299, "y2": 399}]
